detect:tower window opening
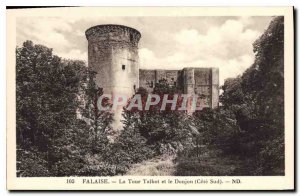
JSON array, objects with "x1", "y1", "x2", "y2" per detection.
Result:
[
  {"x1": 122, "y1": 65, "x2": 126, "y2": 70},
  {"x1": 130, "y1": 34, "x2": 134, "y2": 42},
  {"x1": 150, "y1": 81, "x2": 154, "y2": 88}
]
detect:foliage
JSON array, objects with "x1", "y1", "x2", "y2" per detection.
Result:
[
  {"x1": 102, "y1": 126, "x2": 156, "y2": 175},
  {"x1": 222, "y1": 16, "x2": 284, "y2": 175},
  {"x1": 17, "y1": 145, "x2": 50, "y2": 177},
  {"x1": 123, "y1": 79, "x2": 191, "y2": 154},
  {"x1": 193, "y1": 108, "x2": 241, "y2": 154},
  {"x1": 79, "y1": 70, "x2": 113, "y2": 154},
  {"x1": 16, "y1": 41, "x2": 86, "y2": 151},
  {"x1": 175, "y1": 16, "x2": 285, "y2": 176},
  {"x1": 16, "y1": 41, "x2": 88, "y2": 176},
  {"x1": 175, "y1": 147, "x2": 243, "y2": 176}
]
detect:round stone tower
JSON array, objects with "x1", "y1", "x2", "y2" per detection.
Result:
[
  {"x1": 85, "y1": 24, "x2": 141, "y2": 96},
  {"x1": 85, "y1": 24, "x2": 141, "y2": 130}
]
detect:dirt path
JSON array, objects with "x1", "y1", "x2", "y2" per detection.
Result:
[{"x1": 126, "y1": 155, "x2": 176, "y2": 176}]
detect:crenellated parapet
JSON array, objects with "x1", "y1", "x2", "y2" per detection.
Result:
[{"x1": 85, "y1": 24, "x2": 141, "y2": 47}]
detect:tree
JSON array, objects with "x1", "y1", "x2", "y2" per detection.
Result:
[
  {"x1": 176, "y1": 16, "x2": 285, "y2": 176},
  {"x1": 220, "y1": 16, "x2": 284, "y2": 175},
  {"x1": 16, "y1": 40, "x2": 88, "y2": 176},
  {"x1": 79, "y1": 69, "x2": 113, "y2": 154},
  {"x1": 122, "y1": 79, "x2": 190, "y2": 154}
]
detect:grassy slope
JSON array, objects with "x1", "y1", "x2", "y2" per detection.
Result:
[
  {"x1": 126, "y1": 155, "x2": 176, "y2": 176},
  {"x1": 125, "y1": 149, "x2": 243, "y2": 176},
  {"x1": 175, "y1": 148, "x2": 244, "y2": 176}
]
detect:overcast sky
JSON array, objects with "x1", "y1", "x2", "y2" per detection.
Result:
[{"x1": 17, "y1": 16, "x2": 273, "y2": 85}]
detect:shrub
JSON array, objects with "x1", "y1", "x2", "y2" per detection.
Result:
[{"x1": 17, "y1": 146, "x2": 50, "y2": 177}]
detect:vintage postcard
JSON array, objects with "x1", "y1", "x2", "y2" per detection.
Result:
[{"x1": 6, "y1": 7, "x2": 294, "y2": 190}]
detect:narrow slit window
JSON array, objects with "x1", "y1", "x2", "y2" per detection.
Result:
[
  {"x1": 150, "y1": 81, "x2": 154, "y2": 88},
  {"x1": 130, "y1": 34, "x2": 134, "y2": 42},
  {"x1": 122, "y1": 65, "x2": 126, "y2": 70}
]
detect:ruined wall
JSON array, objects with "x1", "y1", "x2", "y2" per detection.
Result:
[
  {"x1": 139, "y1": 67, "x2": 219, "y2": 109},
  {"x1": 194, "y1": 68, "x2": 212, "y2": 109},
  {"x1": 192, "y1": 68, "x2": 219, "y2": 109},
  {"x1": 139, "y1": 69, "x2": 182, "y2": 93},
  {"x1": 211, "y1": 68, "x2": 219, "y2": 108},
  {"x1": 155, "y1": 70, "x2": 180, "y2": 86},
  {"x1": 139, "y1": 67, "x2": 220, "y2": 110},
  {"x1": 182, "y1": 68, "x2": 195, "y2": 96},
  {"x1": 139, "y1": 69, "x2": 156, "y2": 92}
]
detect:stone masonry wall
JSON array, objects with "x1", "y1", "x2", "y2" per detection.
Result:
[{"x1": 140, "y1": 68, "x2": 219, "y2": 109}]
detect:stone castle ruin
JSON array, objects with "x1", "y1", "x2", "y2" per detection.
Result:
[{"x1": 85, "y1": 24, "x2": 219, "y2": 128}]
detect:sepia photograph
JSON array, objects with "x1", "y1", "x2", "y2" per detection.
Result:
[{"x1": 6, "y1": 7, "x2": 294, "y2": 190}]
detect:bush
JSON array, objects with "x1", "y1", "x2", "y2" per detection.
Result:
[
  {"x1": 175, "y1": 146, "x2": 243, "y2": 176},
  {"x1": 102, "y1": 125, "x2": 157, "y2": 173},
  {"x1": 17, "y1": 146, "x2": 50, "y2": 177}
]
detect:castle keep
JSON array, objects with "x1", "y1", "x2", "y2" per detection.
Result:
[
  {"x1": 140, "y1": 68, "x2": 219, "y2": 109},
  {"x1": 85, "y1": 24, "x2": 219, "y2": 128}
]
